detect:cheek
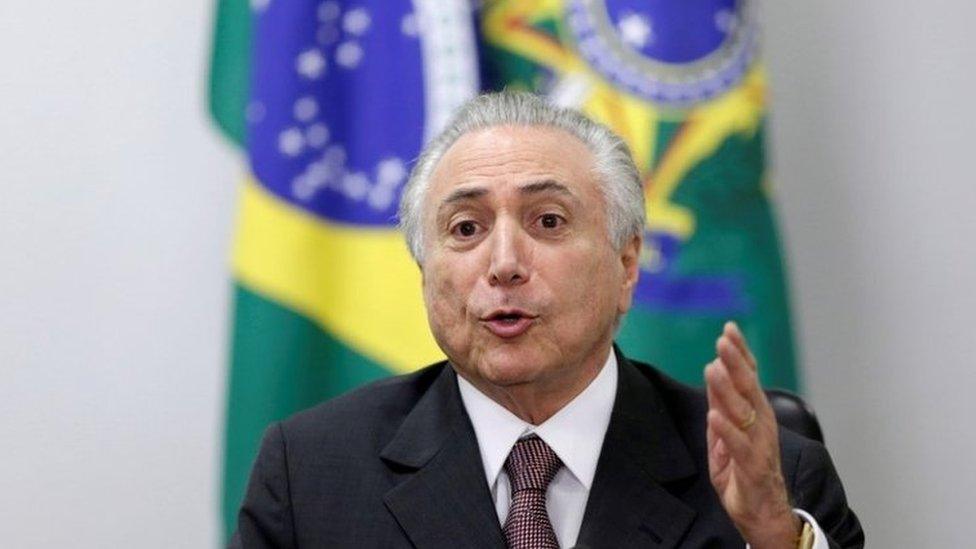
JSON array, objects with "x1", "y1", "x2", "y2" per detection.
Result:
[
  {"x1": 423, "y1": 260, "x2": 475, "y2": 333},
  {"x1": 424, "y1": 272, "x2": 456, "y2": 320},
  {"x1": 548, "y1": 247, "x2": 621, "y2": 318}
]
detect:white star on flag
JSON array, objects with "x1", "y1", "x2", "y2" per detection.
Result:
[
  {"x1": 715, "y1": 9, "x2": 737, "y2": 33},
  {"x1": 617, "y1": 12, "x2": 653, "y2": 49},
  {"x1": 305, "y1": 123, "x2": 330, "y2": 148},
  {"x1": 343, "y1": 7, "x2": 371, "y2": 36},
  {"x1": 295, "y1": 48, "x2": 327, "y2": 79},
  {"x1": 293, "y1": 96, "x2": 319, "y2": 122},
  {"x1": 401, "y1": 13, "x2": 419, "y2": 37},
  {"x1": 336, "y1": 41, "x2": 364, "y2": 68},
  {"x1": 278, "y1": 127, "x2": 305, "y2": 157},
  {"x1": 317, "y1": 0, "x2": 340, "y2": 22}
]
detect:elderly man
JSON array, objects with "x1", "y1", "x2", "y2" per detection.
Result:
[{"x1": 230, "y1": 93, "x2": 863, "y2": 548}]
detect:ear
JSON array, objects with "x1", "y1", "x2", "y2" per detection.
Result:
[{"x1": 617, "y1": 232, "x2": 642, "y2": 314}]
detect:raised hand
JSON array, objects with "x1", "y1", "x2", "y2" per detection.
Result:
[{"x1": 705, "y1": 322, "x2": 801, "y2": 549}]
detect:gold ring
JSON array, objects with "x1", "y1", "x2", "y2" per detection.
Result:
[{"x1": 739, "y1": 408, "x2": 757, "y2": 430}]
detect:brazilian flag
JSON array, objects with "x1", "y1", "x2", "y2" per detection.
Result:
[
  {"x1": 209, "y1": 0, "x2": 798, "y2": 539},
  {"x1": 208, "y1": 0, "x2": 479, "y2": 539}
]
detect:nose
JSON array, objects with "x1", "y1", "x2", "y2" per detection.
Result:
[{"x1": 488, "y1": 217, "x2": 530, "y2": 287}]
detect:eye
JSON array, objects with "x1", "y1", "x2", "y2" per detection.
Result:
[
  {"x1": 538, "y1": 213, "x2": 564, "y2": 229},
  {"x1": 451, "y1": 220, "x2": 479, "y2": 238}
]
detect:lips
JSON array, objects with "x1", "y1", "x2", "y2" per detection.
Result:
[{"x1": 479, "y1": 308, "x2": 538, "y2": 339}]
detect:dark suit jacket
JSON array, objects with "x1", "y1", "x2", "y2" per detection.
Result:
[{"x1": 230, "y1": 350, "x2": 863, "y2": 548}]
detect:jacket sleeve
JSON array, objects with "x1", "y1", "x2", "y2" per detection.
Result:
[
  {"x1": 789, "y1": 440, "x2": 865, "y2": 549},
  {"x1": 228, "y1": 423, "x2": 297, "y2": 549}
]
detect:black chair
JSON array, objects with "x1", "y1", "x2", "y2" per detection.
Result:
[{"x1": 765, "y1": 389, "x2": 825, "y2": 444}]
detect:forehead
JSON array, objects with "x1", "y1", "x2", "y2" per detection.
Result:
[{"x1": 426, "y1": 125, "x2": 599, "y2": 204}]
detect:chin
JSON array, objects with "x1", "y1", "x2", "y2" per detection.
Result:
[{"x1": 476, "y1": 345, "x2": 548, "y2": 387}]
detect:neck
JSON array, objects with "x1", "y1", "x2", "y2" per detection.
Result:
[{"x1": 461, "y1": 343, "x2": 612, "y2": 425}]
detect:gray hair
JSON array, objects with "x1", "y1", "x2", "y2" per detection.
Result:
[{"x1": 398, "y1": 91, "x2": 646, "y2": 263}]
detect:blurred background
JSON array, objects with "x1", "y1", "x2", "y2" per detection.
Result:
[{"x1": 2, "y1": 1, "x2": 974, "y2": 546}]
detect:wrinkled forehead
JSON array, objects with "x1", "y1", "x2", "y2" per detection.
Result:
[{"x1": 422, "y1": 125, "x2": 600, "y2": 209}]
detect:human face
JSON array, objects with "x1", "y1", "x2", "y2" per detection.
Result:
[{"x1": 420, "y1": 125, "x2": 641, "y2": 399}]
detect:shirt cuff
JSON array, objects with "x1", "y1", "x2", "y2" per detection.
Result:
[
  {"x1": 744, "y1": 509, "x2": 828, "y2": 549},
  {"x1": 793, "y1": 508, "x2": 828, "y2": 549}
]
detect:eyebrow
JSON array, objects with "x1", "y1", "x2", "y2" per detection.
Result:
[
  {"x1": 518, "y1": 179, "x2": 576, "y2": 198},
  {"x1": 439, "y1": 179, "x2": 577, "y2": 207},
  {"x1": 440, "y1": 186, "x2": 490, "y2": 206}
]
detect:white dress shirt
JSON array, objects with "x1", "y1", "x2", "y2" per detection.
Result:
[
  {"x1": 457, "y1": 351, "x2": 617, "y2": 548},
  {"x1": 456, "y1": 349, "x2": 828, "y2": 549}
]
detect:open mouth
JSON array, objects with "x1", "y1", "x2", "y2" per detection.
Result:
[
  {"x1": 480, "y1": 309, "x2": 537, "y2": 338},
  {"x1": 489, "y1": 311, "x2": 527, "y2": 323}
]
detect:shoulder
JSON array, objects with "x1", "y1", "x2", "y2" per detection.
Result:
[
  {"x1": 624, "y1": 357, "x2": 710, "y2": 431},
  {"x1": 276, "y1": 361, "x2": 449, "y2": 454},
  {"x1": 622, "y1": 355, "x2": 825, "y2": 461}
]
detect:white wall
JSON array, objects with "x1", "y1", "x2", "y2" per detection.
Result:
[
  {"x1": 0, "y1": 1, "x2": 236, "y2": 546},
  {"x1": 764, "y1": 1, "x2": 976, "y2": 546},
  {"x1": 1, "y1": 1, "x2": 973, "y2": 547}
]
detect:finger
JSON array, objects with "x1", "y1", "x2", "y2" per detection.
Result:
[
  {"x1": 707, "y1": 408, "x2": 752, "y2": 461},
  {"x1": 724, "y1": 321, "x2": 758, "y2": 371},
  {"x1": 705, "y1": 392, "x2": 723, "y2": 460},
  {"x1": 716, "y1": 336, "x2": 762, "y2": 405},
  {"x1": 705, "y1": 359, "x2": 725, "y2": 407},
  {"x1": 705, "y1": 363, "x2": 723, "y2": 428},
  {"x1": 712, "y1": 436, "x2": 729, "y2": 464},
  {"x1": 708, "y1": 430, "x2": 730, "y2": 481},
  {"x1": 717, "y1": 335, "x2": 774, "y2": 418},
  {"x1": 706, "y1": 407, "x2": 718, "y2": 451},
  {"x1": 705, "y1": 365, "x2": 724, "y2": 448},
  {"x1": 705, "y1": 376, "x2": 731, "y2": 481},
  {"x1": 705, "y1": 360, "x2": 755, "y2": 429}
]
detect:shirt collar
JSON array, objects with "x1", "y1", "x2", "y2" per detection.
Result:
[{"x1": 457, "y1": 349, "x2": 618, "y2": 491}]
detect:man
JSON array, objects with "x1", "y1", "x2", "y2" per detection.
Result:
[{"x1": 230, "y1": 92, "x2": 863, "y2": 548}]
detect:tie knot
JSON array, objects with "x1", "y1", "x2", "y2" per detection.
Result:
[{"x1": 504, "y1": 435, "x2": 563, "y2": 493}]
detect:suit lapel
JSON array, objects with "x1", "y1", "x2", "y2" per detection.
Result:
[
  {"x1": 575, "y1": 349, "x2": 699, "y2": 549},
  {"x1": 381, "y1": 364, "x2": 506, "y2": 549}
]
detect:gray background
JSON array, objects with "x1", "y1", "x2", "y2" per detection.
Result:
[{"x1": 2, "y1": 1, "x2": 973, "y2": 546}]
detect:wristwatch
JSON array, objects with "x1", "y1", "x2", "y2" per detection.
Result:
[{"x1": 797, "y1": 520, "x2": 815, "y2": 549}]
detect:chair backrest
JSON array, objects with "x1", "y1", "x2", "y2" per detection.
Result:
[{"x1": 764, "y1": 389, "x2": 825, "y2": 444}]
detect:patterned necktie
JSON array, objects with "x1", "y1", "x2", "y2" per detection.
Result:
[{"x1": 502, "y1": 435, "x2": 564, "y2": 549}]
